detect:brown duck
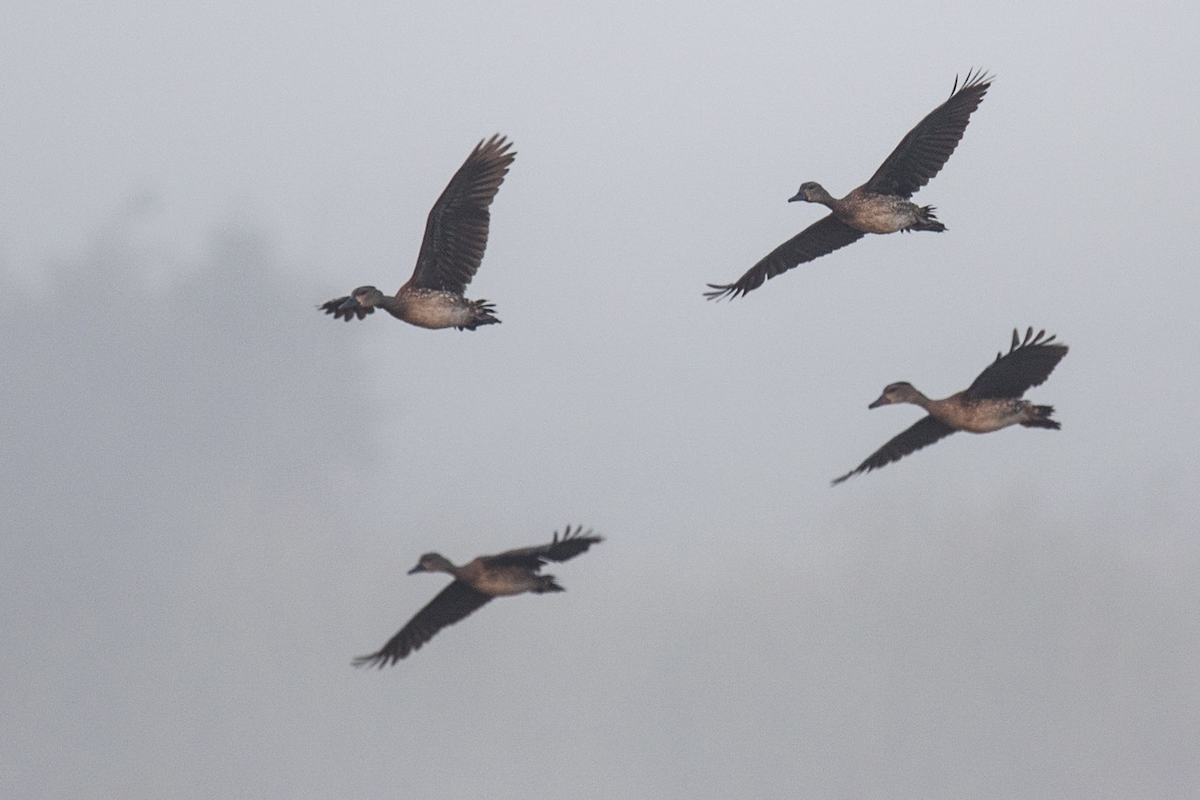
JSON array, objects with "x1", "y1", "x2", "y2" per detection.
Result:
[
  {"x1": 353, "y1": 525, "x2": 602, "y2": 667},
  {"x1": 707, "y1": 71, "x2": 991, "y2": 300},
  {"x1": 321, "y1": 134, "x2": 515, "y2": 330},
  {"x1": 833, "y1": 328, "x2": 1068, "y2": 485}
]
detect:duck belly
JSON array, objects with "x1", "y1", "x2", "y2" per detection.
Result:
[
  {"x1": 953, "y1": 399, "x2": 1028, "y2": 433},
  {"x1": 842, "y1": 198, "x2": 922, "y2": 234},
  {"x1": 392, "y1": 290, "x2": 474, "y2": 329},
  {"x1": 470, "y1": 569, "x2": 539, "y2": 596}
]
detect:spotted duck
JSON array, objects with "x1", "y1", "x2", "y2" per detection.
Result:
[
  {"x1": 833, "y1": 327, "x2": 1068, "y2": 485},
  {"x1": 353, "y1": 525, "x2": 602, "y2": 667},
  {"x1": 706, "y1": 71, "x2": 991, "y2": 300},
  {"x1": 321, "y1": 134, "x2": 515, "y2": 330}
]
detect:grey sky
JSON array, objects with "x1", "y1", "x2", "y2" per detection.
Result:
[{"x1": 3, "y1": 1, "x2": 1199, "y2": 798}]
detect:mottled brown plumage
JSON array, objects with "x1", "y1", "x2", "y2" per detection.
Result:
[
  {"x1": 707, "y1": 71, "x2": 991, "y2": 300},
  {"x1": 833, "y1": 328, "x2": 1068, "y2": 484},
  {"x1": 353, "y1": 526, "x2": 602, "y2": 668},
  {"x1": 321, "y1": 135, "x2": 515, "y2": 330}
]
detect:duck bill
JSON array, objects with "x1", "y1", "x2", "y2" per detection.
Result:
[
  {"x1": 787, "y1": 191, "x2": 805, "y2": 203},
  {"x1": 407, "y1": 564, "x2": 427, "y2": 575},
  {"x1": 868, "y1": 394, "x2": 890, "y2": 409}
]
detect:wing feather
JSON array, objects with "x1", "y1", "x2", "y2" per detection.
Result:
[
  {"x1": 832, "y1": 415, "x2": 957, "y2": 485},
  {"x1": 864, "y1": 70, "x2": 992, "y2": 198},
  {"x1": 488, "y1": 525, "x2": 604, "y2": 568},
  {"x1": 352, "y1": 581, "x2": 492, "y2": 668},
  {"x1": 964, "y1": 327, "x2": 1069, "y2": 400},
  {"x1": 705, "y1": 214, "x2": 865, "y2": 300},
  {"x1": 407, "y1": 135, "x2": 516, "y2": 294}
]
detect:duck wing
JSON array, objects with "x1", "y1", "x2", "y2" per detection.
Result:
[
  {"x1": 352, "y1": 580, "x2": 492, "y2": 668},
  {"x1": 964, "y1": 327, "x2": 1069, "y2": 400},
  {"x1": 318, "y1": 296, "x2": 373, "y2": 321},
  {"x1": 487, "y1": 525, "x2": 604, "y2": 568},
  {"x1": 863, "y1": 70, "x2": 991, "y2": 199},
  {"x1": 405, "y1": 134, "x2": 516, "y2": 295},
  {"x1": 704, "y1": 214, "x2": 865, "y2": 300},
  {"x1": 832, "y1": 415, "x2": 956, "y2": 485}
]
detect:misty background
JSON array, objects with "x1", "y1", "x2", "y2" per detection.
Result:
[{"x1": 3, "y1": 1, "x2": 1198, "y2": 798}]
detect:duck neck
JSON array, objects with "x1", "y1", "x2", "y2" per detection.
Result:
[
  {"x1": 904, "y1": 388, "x2": 935, "y2": 411},
  {"x1": 378, "y1": 294, "x2": 404, "y2": 315},
  {"x1": 808, "y1": 184, "x2": 838, "y2": 209}
]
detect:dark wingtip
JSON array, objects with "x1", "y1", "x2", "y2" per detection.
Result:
[
  {"x1": 562, "y1": 524, "x2": 602, "y2": 544},
  {"x1": 954, "y1": 68, "x2": 995, "y2": 95},
  {"x1": 704, "y1": 283, "x2": 740, "y2": 302},
  {"x1": 1009, "y1": 326, "x2": 1064, "y2": 353},
  {"x1": 351, "y1": 652, "x2": 388, "y2": 670},
  {"x1": 553, "y1": 524, "x2": 603, "y2": 550},
  {"x1": 320, "y1": 295, "x2": 371, "y2": 322},
  {"x1": 478, "y1": 133, "x2": 516, "y2": 156}
]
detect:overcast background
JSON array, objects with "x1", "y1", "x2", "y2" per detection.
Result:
[{"x1": 3, "y1": 2, "x2": 1198, "y2": 798}]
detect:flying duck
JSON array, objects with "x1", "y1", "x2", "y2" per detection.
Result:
[
  {"x1": 322, "y1": 134, "x2": 515, "y2": 330},
  {"x1": 833, "y1": 327, "x2": 1068, "y2": 484},
  {"x1": 706, "y1": 71, "x2": 991, "y2": 300},
  {"x1": 353, "y1": 525, "x2": 602, "y2": 667}
]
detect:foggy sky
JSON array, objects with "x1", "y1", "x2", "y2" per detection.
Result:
[{"x1": 3, "y1": 1, "x2": 1199, "y2": 798}]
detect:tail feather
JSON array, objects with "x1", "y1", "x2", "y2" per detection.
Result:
[
  {"x1": 1020, "y1": 404, "x2": 1060, "y2": 429},
  {"x1": 458, "y1": 300, "x2": 501, "y2": 331},
  {"x1": 534, "y1": 575, "x2": 565, "y2": 593},
  {"x1": 910, "y1": 205, "x2": 946, "y2": 233}
]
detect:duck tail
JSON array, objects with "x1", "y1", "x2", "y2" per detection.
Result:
[
  {"x1": 457, "y1": 300, "x2": 501, "y2": 331},
  {"x1": 533, "y1": 575, "x2": 565, "y2": 593},
  {"x1": 1020, "y1": 404, "x2": 1060, "y2": 429},
  {"x1": 910, "y1": 205, "x2": 946, "y2": 233}
]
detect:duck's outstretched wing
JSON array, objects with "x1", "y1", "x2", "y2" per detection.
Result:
[
  {"x1": 832, "y1": 415, "x2": 956, "y2": 485},
  {"x1": 863, "y1": 70, "x2": 992, "y2": 199},
  {"x1": 705, "y1": 214, "x2": 865, "y2": 300},
  {"x1": 488, "y1": 525, "x2": 604, "y2": 568},
  {"x1": 352, "y1": 581, "x2": 492, "y2": 668},
  {"x1": 407, "y1": 134, "x2": 516, "y2": 295},
  {"x1": 318, "y1": 296, "x2": 374, "y2": 321},
  {"x1": 964, "y1": 327, "x2": 1069, "y2": 400}
]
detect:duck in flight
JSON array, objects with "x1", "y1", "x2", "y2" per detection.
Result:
[
  {"x1": 321, "y1": 134, "x2": 515, "y2": 330},
  {"x1": 833, "y1": 328, "x2": 1068, "y2": 485},
  {"x1": 706, "y1": 71, "x2": 991, "y2": 300},
  {"x1": 353, "y1": 525, "x2": 602, "y2": 667}
]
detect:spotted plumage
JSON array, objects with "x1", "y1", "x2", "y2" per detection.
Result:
[
  {"x1": 707, "y1": 71, "x2": 991, "y2": 300},
  {"x1": 353, "y1": 526, "x2": 602, "y2": 667},
  {"x1": 833, "y1": 328, "x2": 1068, "y2": 484},
  {"x1": 321, "y1": 134, "x2": 514, "y2": 330}
]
